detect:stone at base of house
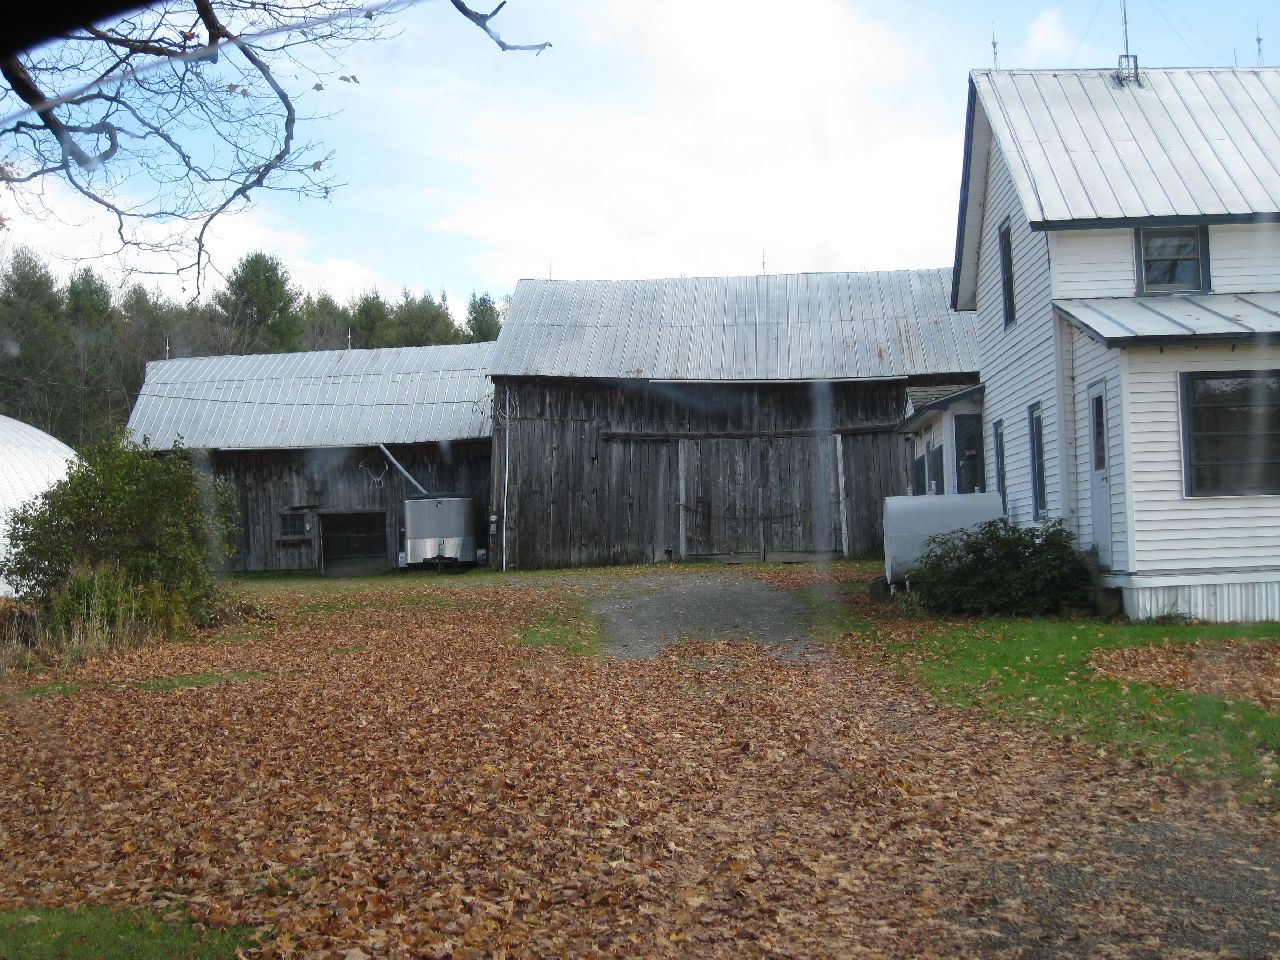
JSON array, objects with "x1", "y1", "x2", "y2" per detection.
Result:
[{"x1": 1102, "y1": 572, "x2": 1280, "y2": 623}]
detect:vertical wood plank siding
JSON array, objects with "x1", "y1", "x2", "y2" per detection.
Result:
[
  {"x1": 207, "y1": 440, "x2": 491, "y2": 572},
  {"x1": 491, "y1": 377, "x2": 910, "y2": 569}
]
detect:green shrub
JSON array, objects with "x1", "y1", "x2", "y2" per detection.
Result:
[
  {"x1": 906, "y1": 518, "x2": 1092, "y2": 616},
  {"x1": 0, "y1": 430, "x2": 236, "y2": 640}
]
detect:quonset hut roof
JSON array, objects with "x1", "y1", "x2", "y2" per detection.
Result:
[
  {"x1": 0, "y1": 415, "x2": 76, "y2": 597},
  {"x1": 490, "y1": 269, "x2": 979, "y2": 382},
  {"x1": 127, "y1": 342, "x2": 495, "y2": 451}
]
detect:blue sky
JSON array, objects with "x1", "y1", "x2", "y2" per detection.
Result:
[{"x1": 5, "y1": 0, "x2": 1278, "y2": 312}]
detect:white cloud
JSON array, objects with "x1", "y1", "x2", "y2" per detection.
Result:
[
  {"x1": 1014, "y1": 8, "x2": 1109, "y2": 69},
  {"x1": 0, "y1": 179, "x2": 401, "y2": 303},
  {"x1": 397, "y1": 0, "x2": 963, "y2": 288}
]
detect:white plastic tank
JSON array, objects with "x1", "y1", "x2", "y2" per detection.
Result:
[
  {"x1": 0, "y1": 415, "x2": 76, "y2": 597},
  {"x1": 404, "y1": 497, "x2": 477, "y2": 565},
  {"x1": 883, "y1": 492, "x2": 1004, "y2": 584}
]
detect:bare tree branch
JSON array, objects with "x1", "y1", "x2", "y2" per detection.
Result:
[
  {"x1": 448, "y1": 0, "x2": 552, "y2": 54},
  {"x1": 1, "y1": 0, "x2": 551, "y2": 297}
]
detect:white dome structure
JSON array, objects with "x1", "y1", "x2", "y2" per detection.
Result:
[{"x1": 0, "y1": 415, "x2": 76, "y2": 597}]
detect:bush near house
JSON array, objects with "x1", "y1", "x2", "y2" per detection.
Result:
[
  {"x1": 0, "y1": 431, "x2": 236, "y2": 654},
  {"x1": 907, "y1": 518, "x2": 1092, "y2": 616}
]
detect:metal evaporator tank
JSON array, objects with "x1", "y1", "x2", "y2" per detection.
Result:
[{"x1": 404, "y1": 497, "x2": 477, "y2": 565}]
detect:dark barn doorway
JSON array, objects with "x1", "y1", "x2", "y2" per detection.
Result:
[{"x1": 320, "y1": 511, "x2": 389, "y2": 576}]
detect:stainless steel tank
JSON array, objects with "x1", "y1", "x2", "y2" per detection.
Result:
[{"x1": 404, "y1": 497, "x2": 477, "y2": 564}]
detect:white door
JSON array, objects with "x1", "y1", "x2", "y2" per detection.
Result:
[{"x1": 1088, "y1": 382, "x2": 1112, "y2": 568}]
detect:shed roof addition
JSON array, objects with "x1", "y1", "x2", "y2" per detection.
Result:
[
  {"x1": 491, "y1": 270, "x2": 979, "y2": 382},
  {"x1": 127, "y1": 342, "x2": 495, "y2": 451},
  {"x1": 1054, "y1": 293, "x2": 1280, "y2": 346}
]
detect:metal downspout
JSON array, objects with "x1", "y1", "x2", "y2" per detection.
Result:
[{"x1": 502, "y1": 389, "x2": 511, "y2": 572}]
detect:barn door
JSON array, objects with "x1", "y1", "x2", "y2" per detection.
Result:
[
  {"x1": 679, "y1": 437, "x2": 764, "y2": 560},
  {"x1": 761, "y1": 434, "x2": 842, "y2": 560}
]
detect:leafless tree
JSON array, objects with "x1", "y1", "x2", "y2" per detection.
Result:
[{"x1": 0, "y1": 0, "x2": 549, "y2": 294}]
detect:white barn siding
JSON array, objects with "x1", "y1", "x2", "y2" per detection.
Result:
[
  {"x1": 976, "y1": 148, "x2": 1059, "y2": 524},
  {"x1": 1067, "y1": 329, "x2": 1129, "y2": 571},
  {"x1": 1208, "y1": 224, "x2": 1280, "y2": 293},
  {"x1": 1126, "y1": 343, "x2": 1280, "y2": 572},
  {"x1": 1049, "y1": 230, "x2": 1137, "y2": 299}
]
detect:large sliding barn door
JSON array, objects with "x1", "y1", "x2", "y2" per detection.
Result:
[
  {"x1": 761, "y1": 435, "x2": 843, "y2": 560},
  {"x1": 680, "y1": 437, "x2": 765, "y2": 560},
  {"x1": 678, "y1": 435, "x2": 843, "y2": 561}
]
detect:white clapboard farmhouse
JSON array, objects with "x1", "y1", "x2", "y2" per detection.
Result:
[{"x1": 947, "y1": 66, "x2": 1280, "y2": 621}]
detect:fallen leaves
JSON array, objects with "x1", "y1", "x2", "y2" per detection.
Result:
[
  {"x1": 0, "y1": 575, "x2": 1276, "y2": 958},
  {"x1": 1089, "y1": 638, "x2": 1280, "y2": 709}
]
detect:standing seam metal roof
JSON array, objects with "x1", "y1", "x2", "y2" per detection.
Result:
[
  {"x1": 490, "y1": 270, "x2": 979, "y2": 381},
  {"x1": 126, "y1": 342, "x2": 495, "y2": 450},
  {"x1": 971, "y1": 67, "x2": 1280, "y2": 225},
  {"x1": 1054, "y1": 292, "x2": 1280, "y2": 344}
]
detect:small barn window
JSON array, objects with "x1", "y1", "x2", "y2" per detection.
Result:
[
  {"x1": 993, "y1": 420, "x2": 1007, "y2": 511},
  {"x1": 998, "y1": 222, "x2": 1017, "y2": 328},
  {"x1": 926, "y1": 438, "x2": 945, "y2": 495},
  {"x1": 1137, "y1": 226, "x2": 1209, "y2": 294},
  {"x1": 1182, "y1": 371, "x2": 1280, "y2": 496},
  {"x1": 1028, "y1": 403, "x2": 1047, "y2": 519},
  {"x1": 279, "y1": 511, "x2": 308, "y2": 538}
]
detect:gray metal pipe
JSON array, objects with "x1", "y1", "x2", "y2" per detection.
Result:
[{"x1": 377, "y1": 443, "x2": 427, "y2": 496}]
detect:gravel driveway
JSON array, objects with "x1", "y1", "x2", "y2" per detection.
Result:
[{"x1": 585, "y1": 568, "x2": 823, "y2": 660}]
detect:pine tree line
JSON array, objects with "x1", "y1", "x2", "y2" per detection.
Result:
[{"x1": 0, "y1": 247, "x2": 504, "y2": 451}]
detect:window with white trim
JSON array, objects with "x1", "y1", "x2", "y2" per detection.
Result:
[
  {"x1": 1182, "y1": 371, "x2": 1280, "y2": 496},
  {"x1": 1028, "y1": 403, "x2": 1047, "y2": 519},
  {"x1": 1136, "y1": 226, "x2": 1209, "y2": 294}
]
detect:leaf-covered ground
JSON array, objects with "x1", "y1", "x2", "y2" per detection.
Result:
[
  {"x1": 1089, "y1": 639, "x2": 1280, "y2": 710},
  {"x1": 2, "y1": 573, "x2": 1278, "y2": 958}
]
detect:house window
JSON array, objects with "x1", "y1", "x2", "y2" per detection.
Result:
[
  {"x1": 993, "y1": 420, "x2": 1006, "y2": 511},
  {"x1": 1091, "y1": 393, "x2": 1106, "y2": 471},
  {"x1": 1028, "y1": 403, "x2": 1047, "y2": 518},
  {"x1": 999, "y1": 222, "x2": 1017, "y2": 327},
  {"x1": 1182, "y1": 371, "x2": 1280, "y2": 496},
  {"x1": 279, "y1": 511, "x2": 308, "y2": 538},
  {"x1": 927, "y1": 438, "x2": 945, "y2": 494},
  {"x1": 1137, "y1": 226, "x2": 1209, "y2": 294},
  {"x1": 954, "y1": 414, "x2": 985, "y2": 494}
]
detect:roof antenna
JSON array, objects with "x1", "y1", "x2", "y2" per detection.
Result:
[
  {"x1": 761, "y1": 249, "x2": 766, "y2": 274},
  {"x1": 991, "y1": 25, "x2": 999, "y2": 69},
  {"x1": 1116, "y1": 0, "x2": 1138, "y2": 82},
  {"x1": 347, "y1": 326, "x2": 352, "y2": 350},
  {"x1": 165, "y1": 333, "x2": 170, "y2": 360},
  {"x1": 1258, "y1": 22, "x2": 1264, "y2": 67}
]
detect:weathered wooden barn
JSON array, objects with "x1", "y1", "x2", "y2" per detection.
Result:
[
  {"x1": 488, "y1": 270, "x2": 980, "y2": 569},
  {"x1": 127, "y1": 343, "x2": 493, "y2": 574}
]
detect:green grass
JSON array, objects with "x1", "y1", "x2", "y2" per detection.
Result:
[
  {"x1": 134, "y1": 671, "x2": 269, "y2": 693},
  {"x1": 516, "y1": 602, "x2": 604, "y2": 657},
  {"x1": 900, "y1": 616, "x2": 1280, "y2": 802},
  {"x1": 0, "y1": 906, "x2": 256, "y2": 959},
  {"x1": 9, "y1": 681, "x2": 82, "y2": 700}
]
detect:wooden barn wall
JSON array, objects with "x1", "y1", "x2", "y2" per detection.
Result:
[
  {"x1": 491, "y1": 377, "x2": 913, "y2": 570},
  {"x1": 206, "y1": 440, "x2": 491, "y2": 572}
]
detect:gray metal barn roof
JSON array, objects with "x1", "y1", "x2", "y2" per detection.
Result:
[
  {"x1": 1055, "y1": 292, "x2": 1280, "y2": 345},
  {"x1": 127, "y1": 342, "x2": 495, "y2": 450},
  {"x1": 490, "y1": 270, "x2": 979, "y2": 382},
  {"x1": 973, "y1": 68, "x2": 1280, "y2": 226}
]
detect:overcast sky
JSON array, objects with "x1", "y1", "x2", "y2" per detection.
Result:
[{"x1": 3, "y1": 0, "x2": 1277, "y2": 309}]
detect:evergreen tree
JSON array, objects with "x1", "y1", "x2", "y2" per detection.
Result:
[{"x1": 465, "y1": 292, "x2": 502, "y2": 342}]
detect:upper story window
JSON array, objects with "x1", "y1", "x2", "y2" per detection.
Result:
[
  {"x1": 998, "y1": 221, "x2": 1017, "y2": 327},
  {"x1": 1137, "y1": 226, "x2": 1210, "y2": 295},
  {"x1": 1182, "y1": 371, "x2": 1280, "y2": 496}
]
